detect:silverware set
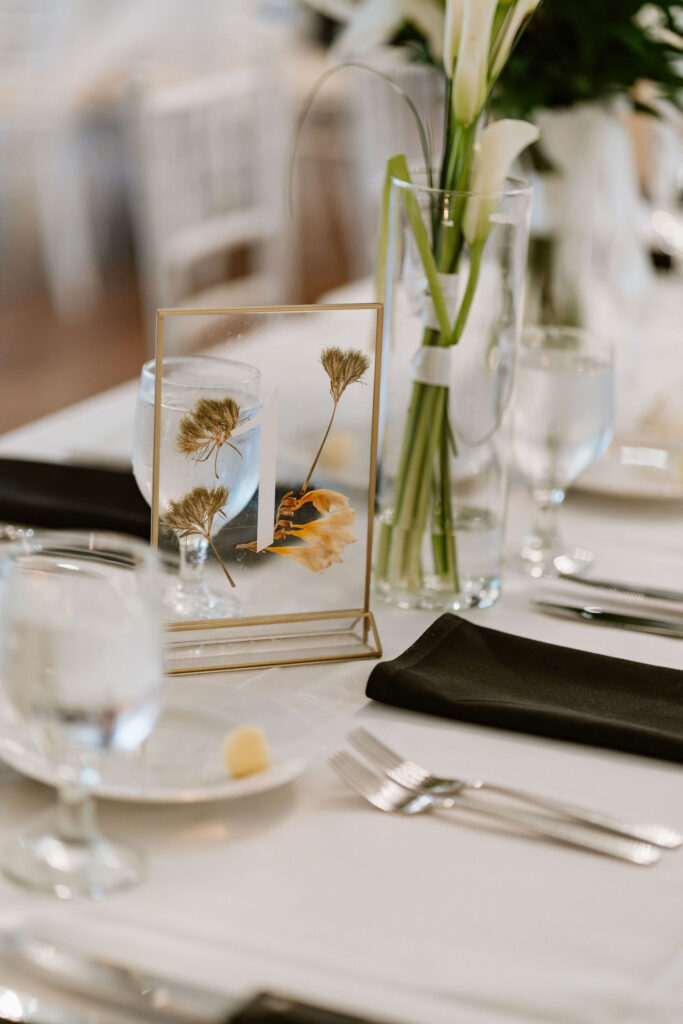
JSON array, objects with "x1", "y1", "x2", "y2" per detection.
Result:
[
  {"x1": 330, "y1": 728, "x2": 682, "y2": 866},
  {"x1": 533, "y1": 573, "x2": 683, "y2": 638}
]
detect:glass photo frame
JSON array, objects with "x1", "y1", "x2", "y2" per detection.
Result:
[{"x1": 136, "y1": 304, "x2": 383, "y2": 673}]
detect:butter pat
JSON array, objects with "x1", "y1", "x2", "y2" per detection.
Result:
[{"x1": 223, "y1": 726, "x2": 269, "y2": 778}]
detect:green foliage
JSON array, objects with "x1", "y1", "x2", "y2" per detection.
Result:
[{"x1": 494, "y1": 0, "x2": 683, "y2": 116}]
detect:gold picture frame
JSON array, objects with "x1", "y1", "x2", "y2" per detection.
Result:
[{"x1": 150, "y1": 304, "x2": 383, "y2": 673}]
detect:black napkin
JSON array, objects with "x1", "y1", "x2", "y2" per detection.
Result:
[
  {"x1": 0, "y1": 458, "x2": 311, "y2": 555},
  {"x1": 366, "y1": 614, "x2": 683, "y2": 763},
  {"x1": 0, "y1": 458, "x2": 150, "y2": 538}
]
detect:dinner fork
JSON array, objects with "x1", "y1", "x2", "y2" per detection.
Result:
[
  {"x1": 348, "y1": 728, "x2": 682, "y2": 850},
  {"x1": 329, "y1": 752, "x2": 659, "y2": 865}
]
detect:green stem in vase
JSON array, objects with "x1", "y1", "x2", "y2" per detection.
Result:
[
  {"x1": 452, "y1": 243, "x2": 484, "y2": 343},
  {"x1": 386, "y1": 383, "x2": 446, "y2": 593},
  {"x1": 435, "y1": 404, "x2": 459, "y2": 590},
  {"x1": 385, "y1": 156, "x2": 452, "y2": 341}
]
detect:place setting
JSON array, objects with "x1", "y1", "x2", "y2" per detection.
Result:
[{"x1": 0, "y1": 2, "x2": 682, "y2": 1023}]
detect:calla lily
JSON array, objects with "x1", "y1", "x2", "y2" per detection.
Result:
[
  {"x1": 443, "y1": 0, "x2": 465, "y2": 77},
  {"x1": 463, "y1": 118, "x2": 539, "y2": 245},
  {"x1": 490, "y1": 1, "x2": 543, "y2": 79},
  {"x1": 453, "y1": 0, "x2": 499, "y2": 125}
]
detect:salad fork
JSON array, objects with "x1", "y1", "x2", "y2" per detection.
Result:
[
  {"x1": 329, "y1": 751, "x2": 659, "y2": 865},
  {"x1": 348, "y1": 727, "x2": 682, "y2": 850}
]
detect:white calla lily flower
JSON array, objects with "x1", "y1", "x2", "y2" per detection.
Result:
[
  {"x1": 463, "y1": 118, "x2": 539, "y2": 245},
  {"x1": 453, "y1": 0, "x2": 499, "y2": 125},
  {"x1": 443, "y1": 0, "x2": 465, "y2": 76},
  {"x1": 490, "y1": 0, "x2": 542, "y2": 79}
]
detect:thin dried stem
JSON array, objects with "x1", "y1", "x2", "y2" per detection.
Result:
[
  {"x1": 207, "y1": 535, "x2": 236, "y2": 588},
  {"x1": 301, "y1": 401, "x2": 338, "y2": 494},
  {"x1": 301, "y1": 348, "x2": 370, "y2": 494}
]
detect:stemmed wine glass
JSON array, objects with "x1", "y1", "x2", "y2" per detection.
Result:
[
  {"x1": 132, "y1": 356, "x2": 261, "y2": 621},
  {"x1": 0, "y1": 531, "x2": 163, "y2": 899},
  {"x1": 512, "y1": 325, "x2": 614, "y2": 577}
]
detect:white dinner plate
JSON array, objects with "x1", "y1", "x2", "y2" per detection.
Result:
[
  {"x1": 0, "y1": 691, "x2": 312, "y2": 804},
  {"x1": 575, "y1": 434, "x2": 683, "y2": 501}
]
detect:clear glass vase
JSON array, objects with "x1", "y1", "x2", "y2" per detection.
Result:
[{"x1": 375, "y1": 173, "x2": 532, "y2": 611}]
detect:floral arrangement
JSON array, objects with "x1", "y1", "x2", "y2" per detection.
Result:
[
  {"x1": 304, "y1": 1, "x2": 542, "y2": 598},
  {"x1": 308, "y1": 2, "x2": 683, "y2": 114}
]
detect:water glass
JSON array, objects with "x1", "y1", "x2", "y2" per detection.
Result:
[
  {"x1": 512, "y1": 325, "x2": 614, "y2": 576},
  {"x1": 132, "y1": 356, "x2": 261, "y2": 621},
  {"x1": 0, "y1": 531, "x2": 163, "y2": 899}
]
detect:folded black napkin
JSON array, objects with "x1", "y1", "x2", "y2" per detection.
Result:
[
  {"x1": 0, "y1": 459, "x2": 309, "y2": 555},
  {"x1": 0, "y1": 458, "x2": 150, "y2": 538},
  {"x1": 366, "y1": 614, "x2": 683, "y2": 763}
]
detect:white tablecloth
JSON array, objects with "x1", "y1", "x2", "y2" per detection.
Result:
[{"x1": 0, "y1": 350, "x2": 681, "y2": 1024}]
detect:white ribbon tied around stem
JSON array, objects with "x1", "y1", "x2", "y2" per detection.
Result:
[{"x1": 411, "y1": 346, "x2": 453, "y2": 387}]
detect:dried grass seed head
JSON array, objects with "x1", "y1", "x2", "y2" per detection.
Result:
[
  {"x1": 321, "y1": 347, "x2": 370, "y2": 402},
  {"x1": 162, "y1": 485, "x2": 229, "y2": 538},
  {"x1": 176, "y1": 397, "x2": 241, "y2": 458}
]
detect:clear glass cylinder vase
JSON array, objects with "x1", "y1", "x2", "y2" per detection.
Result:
[{"x1": 375, "y1": 173, "x2": 532, "y2": 611}]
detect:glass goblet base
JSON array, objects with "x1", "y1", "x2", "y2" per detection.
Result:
[
  {"x1": 513, "y1": 531, "x2": 594, "y2": 579},
  {"x1": 163, "y1": 579, "x2": 242, "y2": 621},
  {"x1": 2, "y1": 824, "x2": 145, "y2": 899}
]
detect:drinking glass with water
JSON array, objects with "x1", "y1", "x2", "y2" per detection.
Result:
[
  {"x1": 512, "y1": 325, "x2": 614, "y2": 577},
  {"x1": 0, "y1": 531, "x2": 164, "y2": 899},
  {"x1": 133, "y1": 356, "x2": 261, "y2": 621}
]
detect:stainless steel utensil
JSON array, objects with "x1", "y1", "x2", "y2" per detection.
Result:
[
  {"x1": 559, "y1": 573, "x2": 683, "y2": 604},
  {"x1": 0, "y1": 931, "x2": 226, "y2": 1024},
  {"x1": 1, "y1": 931, "x2": 378, "y2": 1024},
  {"x1": 348, "y1": 728, "x2": 682, "y2": 849},
  {"x1": 329, "y1": 751, "x2": 660, "y2": 865},
  {"x1": 532, "y1": 598, "x2": 683, "y2": 639}
]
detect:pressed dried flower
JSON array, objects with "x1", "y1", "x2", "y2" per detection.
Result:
[
  {"x1": 176, "y1": 397, "x2": 242, "y2": 478},
  {"x1": 162, "y1": 485, "x2": 236, "y2": 588},
  {"x1": 301, "y1": 348, "x2": 371, "y2": 493},
  {"x1": 237, "y1": 488, "x2": 356, "y2": 572}
]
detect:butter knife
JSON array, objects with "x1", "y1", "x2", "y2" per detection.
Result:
[{"x1": 532, "y1": 599, "x2": 683, "y2": 639}]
